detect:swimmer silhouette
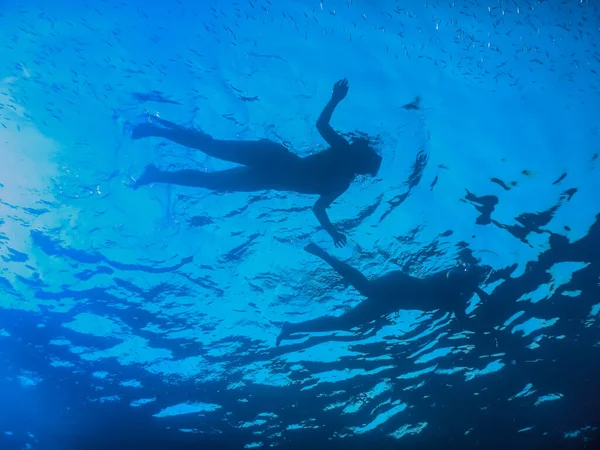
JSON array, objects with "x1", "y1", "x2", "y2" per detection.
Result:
[
  {"x1": 131, "y1": 79, "x2": 382, "y2": 247},
  {"x1": 276, "y1": 243, "x2": 490, "y2": 346}
]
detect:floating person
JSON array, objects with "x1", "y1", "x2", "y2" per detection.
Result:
[
  {"x1": 130, "y1": 79, "x2": 382, "y2": 247},
  {"x1": 276, "y1": 243, "x2": 491, "y2": 346}
]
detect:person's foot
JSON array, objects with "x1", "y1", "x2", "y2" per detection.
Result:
[
  {"x1": 132, "y1": 164, "x2": 160, "y2": 190},
  {"x1": 276, "y1": 322, "x2": 290, "y2": 347},
  {"x1": 114, "y1": 111, "x2": 154, "y2": 139}
]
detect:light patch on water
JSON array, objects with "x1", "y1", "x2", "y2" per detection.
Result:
[
  {"x1": 355, "y1": 310, "x2": 426, "y2": 345},
  {"x1": 362, "y1": 355, "x2": 394, "y2": 362},
  {"x1": 591, "y1": 304, "x2": 600, "y2": 316},
  {"x1": 0, "y1": 329, "x2": 10, "y2": 337},
  {"x1": 465, "y1": 360, "x2": 505, "y2": 381},
  {"x1": 415, "y1": 347, "x2": 452, "y2": 364},
  {"x1": 367, "y1": 380, "x2": 393, "y2": 399},
  {"x1": 38, "y1": 297, "x2": 77, "y2": 314},
  {"x1": 534, "y1": 393, "x2": 563, "y2": 406},
  {"x1": 324, "y1": 401, "x2": 346, "y2": 412},
  {"x1": 320, "y1": 390, "x2": 346, "y2": 397},
  {"x1": 548, "y1": 262, "x2": 588, "y2": 287},
  {"x1": 303, "y1": 366, "x2": 394, "y2": 391},
  {"x1": 409, "y1": 329, "x2": 450, "y2": 359},
  {"x1": 503, "y1": 311, "x2": 525, "y2": 327},
  {"x1": 80, "y1": 336, "x2": 172, "y2": 365},
  {"x1": 389, "y1": 421, "x2": 428, "y2": 439},
  {"x1": 403, "y1": 381, "x2": 425, "y2": 391},
  {"x1": 227, "y1": 381, "x2": 245, "y2": 390},
  {"x1": 435, "y1": 367, "x2": 467, "y2": 376},
  {"x1": 510, "y1": 383, "x2": 536, "y2": 400},
  {"x1": 512, "y1": 317, "x2": 559, "y2": 337},
  {"x1": 398, "y1": 365, "x2": 437, "y2": 380},
  {"x1": 120, "y1": 380, "x2": 142, "y2": 388},
  {"x1": 147, "y1": 355, "x2": 225, "y2": 382},
  {"x1": 527, "y1": 333, "x2": 545, "y2": 350},
  {"x1": 351, "y1": 403, "x2": 407, "y2": 434},
  {"x1": 93, "y1": 395, "x2": 120, "y2": 403},
  {"x1": 63, "y1": 313, "x2": 129, "y2": 338},
  {"x1": 205, "y1": 341, "x2": 242, "y2": 357},
  {"x1": 343, "y1": 401, "x2": 363, "y2": 414},
  {"x1": 50, "y1": 359, "x2": 75, "y2": 368},
  {"x1": 516, "y1": 262, "x2": 588, "y2": 304},
  {"x1": 244, "y1": 442, "x2": 263, "y2": 448},
  {"x1": 18, "y1": 371, "x2": 43, "y2": 388},
  {"x1": 69, "y1": 346, "x2": 88, "y2": 354},
  {"x1": 341, "y1": 382, "x2": 389, "y2": 413},
  {"x1": 130, "y1": 398, "x2": 156, "y2": 407},
  {"x1": 561, "y1": 290, "x2": 581, "y2": 298},
  {"x1": 153, "y1": 402, "x2": 221, "y2": 418},
  {"x1": 92, "y1": 371, "x2": 110, "y2": 379},
  {"x1": 239, "y1": 361, "x2": 292, "y2": 387},
  {"x1": 0, "y1": 295, "x2": 40, "y2": 312},
  {"x1": 483, "y1": 279, "x2": 503, "y2": 294},
  {"x1": 516, "y1": 283, "x2": 551, "y2": 304},
  {"x1": 404, "y1": 315, "x2": 451, "y2": 345},
  {"x1": 239, "y1": 419, "x2": 267, "y2": 428},
  {"x1": 518, "y1": 427, "x2": 534, "y2": 432},
  {"x1": 49, "y1": 339, "x2": 71, "y2": 346},
  {"x1": 564, "y1": 426, "x2": 597, "y2": 439},
  {"x1": 465, "y1": 292, "x2": 481, "y2": 314},
  {"x1": 140, "y1": 323, "x2": 167, "y2": 334},
  {"x1": 283, "y1": 342, "x2": 363, "y2": 364}
]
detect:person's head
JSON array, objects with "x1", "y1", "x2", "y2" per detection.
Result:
[
  {"x1": 446, "y1": 262, "x2": 489, "y2": 297},
  {"x1": 349, "y1": 137, "x2": 382, "y2": 177}
]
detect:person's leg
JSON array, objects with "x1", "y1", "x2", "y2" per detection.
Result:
[
  {"x1": 305, "y1": 244, "x2": 375, "y2": 297},
  {"x1": 133, "y1": 165, "x2": 265, "y2": 192},
  {"x1": 276, "y1": 299, "x2": 374, "y2": 346},
  {"x1": 277, "y1": 315, "x2": 346, "y2": 347},
  {"x1": 131, "y1": 117, "x2": 299, "y2": 168}
]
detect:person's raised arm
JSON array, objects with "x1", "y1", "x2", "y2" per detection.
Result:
[
  {"x1": 317, "y1": 79, "x2": 351, "y2": 150},
  {"x1": 312, "y1": 186, "x2": 349, "y2": 248},
  {"x1": 305, "y1": 243, "x2": 376, "y2": 297}
]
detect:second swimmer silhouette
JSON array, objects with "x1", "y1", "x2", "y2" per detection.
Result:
[{"x1": 130, "y1": 79, "x2": 382, "y2": 247}]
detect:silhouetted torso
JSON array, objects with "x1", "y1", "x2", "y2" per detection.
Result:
[
  {"x1": 262, "y1": 148, "x2": 354, "y2": 195},
  {"x1": 368, "y1": 269, "x2": 464, "y2": 313}
]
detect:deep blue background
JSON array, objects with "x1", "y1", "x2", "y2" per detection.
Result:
[{"x1": 0, "y1": 0, "x2": 599, "y2": 449}]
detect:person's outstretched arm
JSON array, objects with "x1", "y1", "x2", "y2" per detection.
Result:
[
  {"x1": 313, "y1": 185, "x2": 349, "y2": 248},
  {"x1": 317, "y1": 79, "x2": 351, "y2": 150},
  {"x1": 305, "y1": 243, "x2": 376, "y2": 297}
]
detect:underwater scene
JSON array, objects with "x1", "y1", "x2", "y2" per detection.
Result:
[{"x1": 1, "y1": 0, "x2": 599, "y2": 449}]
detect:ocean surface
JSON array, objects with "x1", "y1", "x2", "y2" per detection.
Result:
[{"x1": 0, "y1": 0, "x2": 599, "y2": 449}]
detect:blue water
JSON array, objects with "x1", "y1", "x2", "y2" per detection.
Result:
[{"x1": 1, "y1": 1, "x2": 599, "y2": 449}]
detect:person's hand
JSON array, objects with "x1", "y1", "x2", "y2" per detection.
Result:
[
  {"x1": 304, "y1": 242, "x2": 323, "y2": 256},
  {"x1": 330, "y1": 230, "x2": 347, "y2": 248},
  {"x1": 331, "y1": 78, "x2": 349, "y2": 103}
]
